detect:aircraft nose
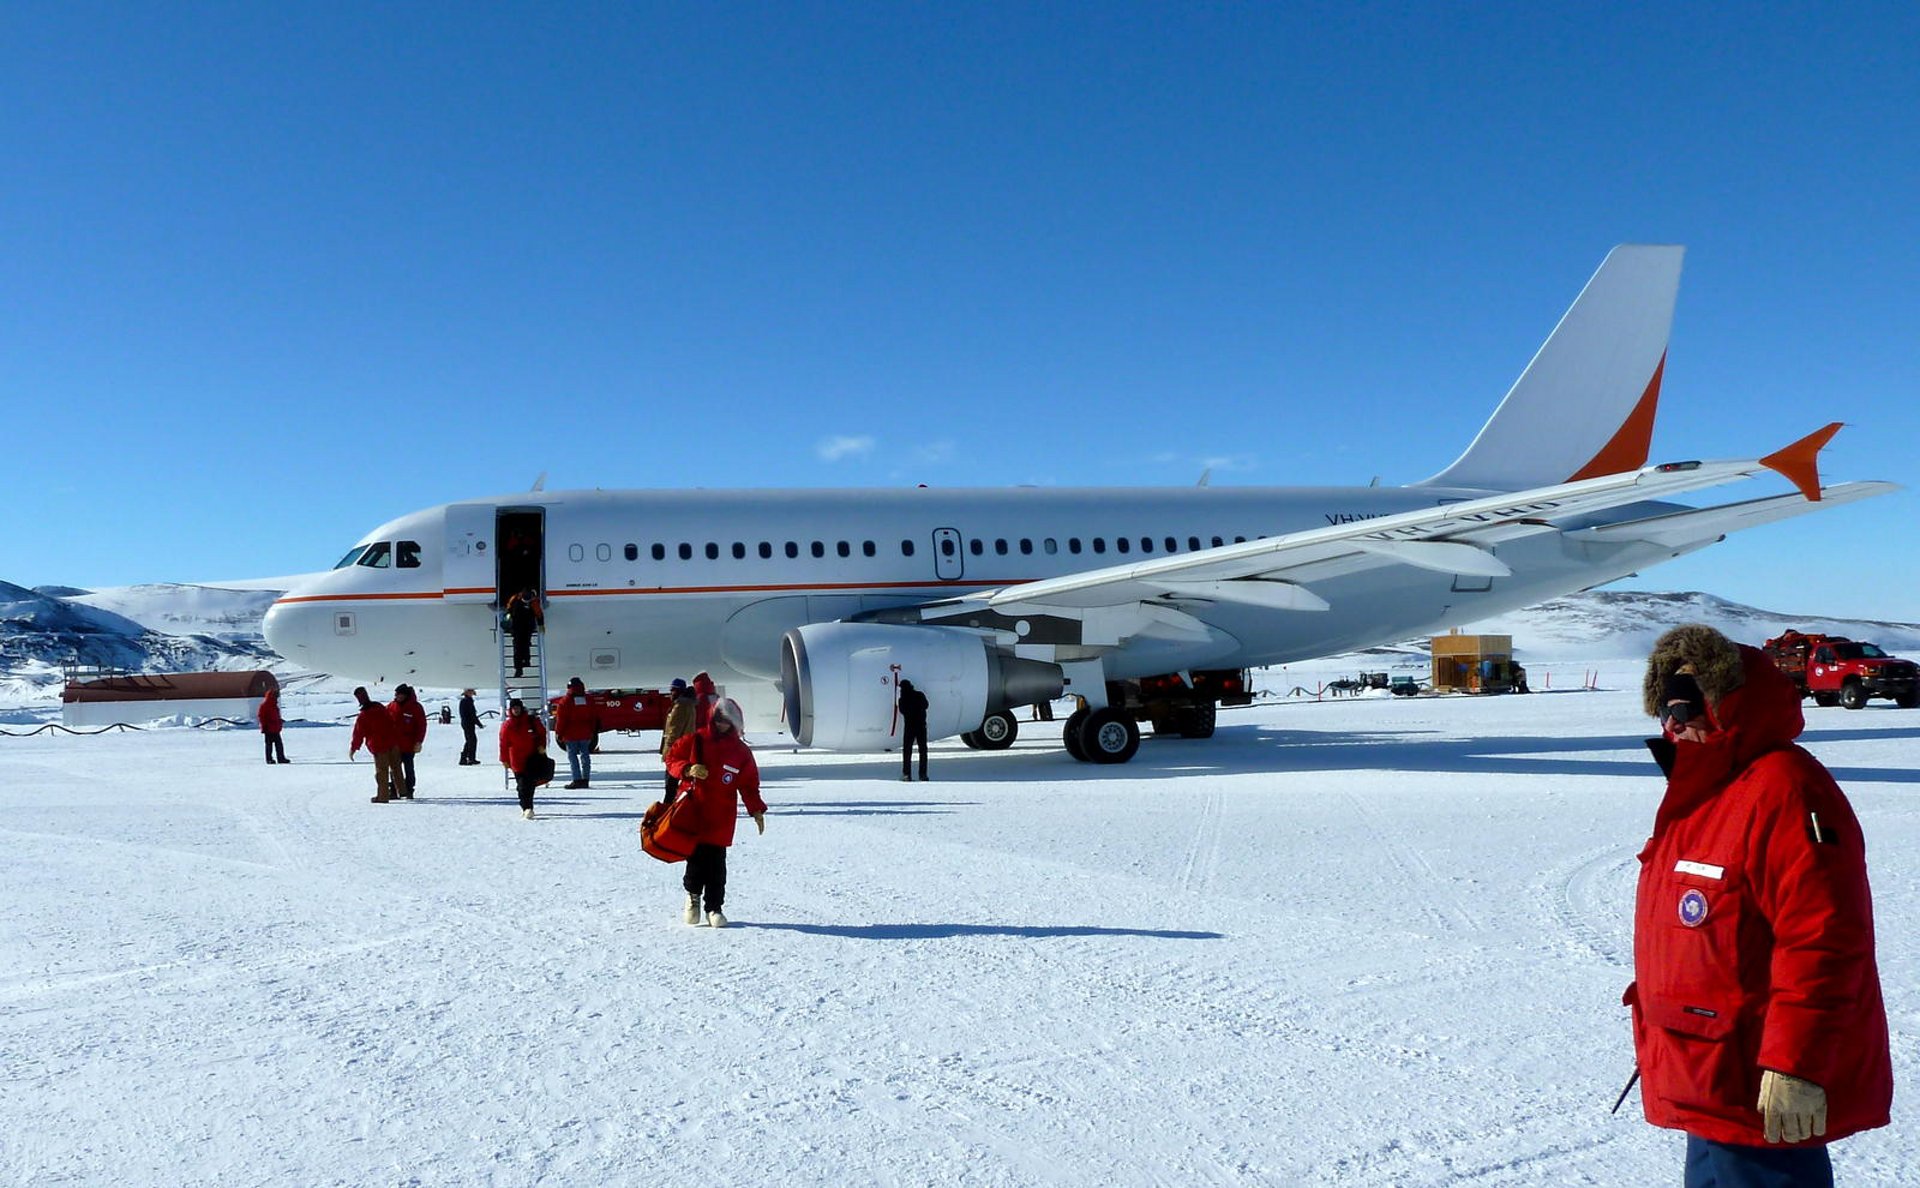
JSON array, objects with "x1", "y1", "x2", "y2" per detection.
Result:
[{"x1": 262, "y1": 598, "x2": 321, "y2": 663}]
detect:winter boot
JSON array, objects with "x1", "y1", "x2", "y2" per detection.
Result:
[
  {"x1": 522, "y1": 808, "x2": 535, "y2": 820},
  {"x1": 683, "y1": 894, "x2": 703, "y2": 926},
  {"x1": 706, "y1": 908, "x2": 729, "y2": 929}
]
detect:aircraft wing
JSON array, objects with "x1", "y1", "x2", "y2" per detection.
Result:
[{"x1": 897, "y1": 455, "x2": 1892, "y2": 626}]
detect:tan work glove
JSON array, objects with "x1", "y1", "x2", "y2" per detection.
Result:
[
  {"x1": 686, "y1": 763, "x2": 709, "y2": 780},
  {"x1": 752, "y1": 812, "x2": 765, "y2": 835},
  {"x1": 1757, "y1": 1069, "x2": 1827, "y2": 1143}
]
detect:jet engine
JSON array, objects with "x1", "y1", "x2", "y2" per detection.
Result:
[{"x1": 780, "y1": 622, "x2": 1063, "y2": 750}]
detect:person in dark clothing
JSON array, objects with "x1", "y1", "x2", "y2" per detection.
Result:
[
  {"x1": 505, "y1": 589, "x2": 543, "y2": 677},
  {"x1": 258, "y1": 687, "x2": 288, "y2": 764},
  {"x1": 897, "y1": 678, "x2": 930, "y2": 782},
  {"x1": 457, "y1": 689, "x2": 481, "y2": 765}
]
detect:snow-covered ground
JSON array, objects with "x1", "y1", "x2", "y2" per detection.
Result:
[{"x1": 4, "y1": 678, "x2": 1915, "y2": 1185}]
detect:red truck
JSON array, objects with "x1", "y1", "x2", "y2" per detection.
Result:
[
  {"x1": 1762, "y1": 631, "x2": 1919, "y2": 709},
  {"x1": 547, "y1": 688, "x2": 675, "y2": 733}
]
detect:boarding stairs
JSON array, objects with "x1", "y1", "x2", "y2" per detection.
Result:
[{"x1": 498, "y1": 610, "x2": 548, "y2": 790}]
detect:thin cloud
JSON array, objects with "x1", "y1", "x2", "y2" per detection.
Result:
[{"x1": 816, "y1": 435, "x2": 876, "y2": 462}]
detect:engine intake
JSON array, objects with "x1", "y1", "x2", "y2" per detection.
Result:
[{"x1": 781, "y1": 622, "x2": 1063, "y2": 750}]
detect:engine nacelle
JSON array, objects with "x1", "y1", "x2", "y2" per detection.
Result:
[{"x1": 781, "y1": 622, "x2": 1063, "y2": 751}]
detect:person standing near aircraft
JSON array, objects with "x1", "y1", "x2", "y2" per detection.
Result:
[
  {"x1": 1627, "y1": 625, "x2": 1890, "y2": 1187},
  {"x1": 258, "y1": 686, "x2": 288, "y2": 764},
  {"x1": 659, "y1": 677, "x2": 695, "y2": 799},
  {"x1": 349, "y1": 686, "x2": 402, "y2": 803},
  {"x1": 663, "y1": 700, "x2": 765, "y2": 927},
  {"x1": 555, "y1": 676, "x2": 597, "y2": 789},
  {"x1": 505, "y1": 588, "x2": 543, "y2": 677},
  {"x1": 499, "y1": 697, "x2": 550, "y2": 820},
  {"x1": 388, "y1": 684, "x2": 428, "y2": 799},
  {"x1": 457, "y1": 688, "x2": 481, "y2": 765},
  {"x1": 896, "y1": 678, "x2": 929, "y2": 782},
  {"x1": 690, "y1": 670, "x2": 718, "y2": 729}
]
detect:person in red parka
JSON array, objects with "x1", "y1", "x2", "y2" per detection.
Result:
[
  {"x1": 553, "y1": 676, "x2": 597, "y2": 789},
  {"x1": 258, "y1": 686, "x2": 288, "y2": 764},
  {"x1": 387, "y1": 683, "x2": 429, "y2": 800},
  {"x1": 663, "y1": 698, "x2": 765, "y2": 928},
  {"x1": 498, "y1": 697, "x2": 550, "y2": 820},
  {"x1": 1627, "y1": 625, "x2": 1890, "y2": 1188},
  {"x1": 348, "y1": 686, "x2": 402, "y2": 803},
  {"x1": 690, "y1": 670, "x2": 718, "y2": 730}
]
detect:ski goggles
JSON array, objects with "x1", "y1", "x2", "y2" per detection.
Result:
[{"x1": 1658, "y1": 672, "x2": 1709, "y2": 729}]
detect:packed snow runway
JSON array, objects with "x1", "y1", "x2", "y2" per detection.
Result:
[{"x1": 4, "y1": 682, "x2": 1916, "y2": 1185}]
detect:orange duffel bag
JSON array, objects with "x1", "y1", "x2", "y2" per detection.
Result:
[{"x1": 640, "y1": 795, "x2": 700, "y2": 863}]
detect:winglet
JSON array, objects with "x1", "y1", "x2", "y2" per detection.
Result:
[{"x1": 1759, "y1": 422, "x2": 1843, "y2": 502}]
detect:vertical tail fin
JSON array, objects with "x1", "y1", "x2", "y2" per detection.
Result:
[{"x1": 1417, "y1": 245, "x2": 1684, "y2": 491}]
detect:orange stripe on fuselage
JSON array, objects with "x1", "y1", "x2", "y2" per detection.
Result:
[
  {"x1": 274, "y1": 579, "x2": 1016, "y2": 605},
  {"x1": 1566, "y1": 352, "x2": 1666, "y2": 481}
]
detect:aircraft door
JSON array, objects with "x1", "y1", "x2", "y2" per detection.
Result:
[
  {"x1": 932, "y1": 528, "x2": 964, "y2": 581},
  {"x1": 496, "y1": 509, "x2": 546, "y2": 604},
  {"x1": 441, "y1": 504, "x2": 496, "y2": 603}
]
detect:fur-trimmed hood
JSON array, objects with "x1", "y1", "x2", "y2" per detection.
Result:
[{"x1": 1642, "y1": 624, "x2": 1746, "y2": 716}]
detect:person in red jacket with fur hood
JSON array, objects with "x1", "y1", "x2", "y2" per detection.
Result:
[
  {"x1": 258, "y1": 686, "x2": 288, "y2": 765},
  {"x1": 663, "y1": 698, "x2": 765, "y2": 928},
  {"x1": 1628, "y1": 625, "x2": 1890, "y2": 1187}
]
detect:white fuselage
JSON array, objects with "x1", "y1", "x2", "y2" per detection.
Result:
[{"x1": 263, "y1": 483, "x2": 1690, "y2": 729}]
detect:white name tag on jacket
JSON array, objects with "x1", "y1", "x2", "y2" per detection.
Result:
[{"x1": 1674, "y1": 860, "x2": 1725, "y2": 880}]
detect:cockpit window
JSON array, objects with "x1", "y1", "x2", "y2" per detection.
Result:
[
  {"x1": 395, "y1": 540, "x2": 422, "y2": 569},
  {"x1": 356, "y1": 542, "x2": 393, "y2": 568},
  {"x1": 333, "y1": 545, "x2": 369, "y2": 569}
]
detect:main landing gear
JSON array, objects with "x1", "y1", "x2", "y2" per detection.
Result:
[
  {"x1": 1061, "y1": 706, "x2": 1140, "y2": 765},
  {"x1": 959, "y1": 710, "x2": 1019, "y2": 750}
]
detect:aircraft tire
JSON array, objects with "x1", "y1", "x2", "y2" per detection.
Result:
[
  {"x1": 1080, "y1": 708, "x2": 1140, "y2": 765},
  {"x1": 1062, "y1": 709, "x2": 1089, "y2": 761},
  {"x1": 959, "y1": 731, "x2": 982, "y2": 750},
  {"x1": 976, "y1": 711, "x2": 1018, "y2": 750}
]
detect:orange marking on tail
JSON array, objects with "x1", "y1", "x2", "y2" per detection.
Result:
[
  {"x1": 1760, "y1": 422, "x2": 1843, "y2": 502},
  {"x1": 1566, "y1": 353, "x2": 1666, "y2": 481}
]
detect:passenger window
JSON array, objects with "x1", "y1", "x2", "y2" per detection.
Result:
[
  {"x1": 569, "y1": 544, "x2": 584, "y2": 562},
  {"x1": 1117, "y1": 538, "x2": 1131, "y2": 554},
  {"x1": 357, "y1": 542, "x2": 392, "y2": 568},
  {"x1": 1211, "y1": 536, "x2": 1224, "y2": 548},
  {"x1": 1165, "y1": 537, "x2": 1178, "y2": 553},
  {"x1": 334, "y1": 545, "x2": 369, "y2": 569},
  {"x1": 1043, "y1": 538, "x2": 1057, "y2": 555},
  {"x1": 652, "y1": 544, "x2": 666, "y2": 561},
  {"x1": 1092, "y1": 538, "x2": 1106, "y2": 555},
  {"x1": 902, "y1": 539, "x2": 917, "y2": 557},
  {"x1": 811, "y1": 541, "x2": 825, "y2": 558},
  {"x1": 994, "y1": 539, "x2": 1008, "y2": 555},
  {"x1": 625, "y1": 544, "x2": 638, "y2": 561},
  {"x1": 678, "y1": 543, "x2": 693, "y2": 560},
  {"x1": 785, "y1": 541, "x2": 798, "y2": 558},
  {"x1": 759, "y1": 542, "x2": 772, "y2": 559},
  {"x1": 705, "y1": 543, "x2": 719, "y2": 560},
  {"x1": 1019, "y1": 538, "x2": 1033, "y2": 555},
  {"x1": 1233, "y1": 536, "x2": 1246, "y2": 544},
  {"x1": 395, "y1": 541, "x2": 423, "y2": 568},
  {"x1": 862, "y1": 540, "x2": 875, "y2": 557},
  {"x1": 837, "y1": 541, "x2": 850, "y2": 558},
  {"x1": 1139, "y1": 538, "x2": 1153, "y2": 553},
  {"x1": 1188, "y1": 537, "x2": 1201, "y2": 552},
  {"x1": 970, "y1": 539, "x2": 984, "y2": 556},
  {"x1": 1069, "y1": 538, "x2": 1082, "y2": 554},
  {"x1": 596, "y1": 544, "x2": 612, "y2": 562},
  {"x1": 732, "y1": 542, "x2": 746, "y2": 559}
]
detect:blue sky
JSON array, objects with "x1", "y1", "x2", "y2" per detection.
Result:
[{"x1": 5, "y1": 3, "x2": 1915, "y2": 620}]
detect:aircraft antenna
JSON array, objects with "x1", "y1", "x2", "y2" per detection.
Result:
[{"x1": 530, "y1": 472, "x2": 547, "y2": 492}]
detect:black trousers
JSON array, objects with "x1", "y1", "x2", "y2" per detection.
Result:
[
  {"x1": 398, "y1": 751, "x2": 416, "y2": 794},
  {"x1": 263, "y1": 732, "x2": 287, "y2": 763},
  {"x1": 512, "y1": 630, "x2": 532, "y2": 673},
  {"x1": 684, "y1": 843, "x2": 729, "y2": 911},
  {"x1": 461, "y1": 724, "x2": 478, "y2": 763},
  {"x1": 514, "y1": 768, "x2": 541, "y2": 811},
  {"x1": 902, "y1": 722, "x2": 928, "y2": 779}
]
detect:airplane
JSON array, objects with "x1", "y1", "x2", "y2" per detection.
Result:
[{"x1": 263, "y1": 245, "x2": 1897, "y2": 764}]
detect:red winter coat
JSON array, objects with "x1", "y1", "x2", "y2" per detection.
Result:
[
  {"x1": 691, "y1": 672, "x2": 718, "y2": 729},
  {"x1": 1627, "y1": 646, "x2": 1891, "y2": 1145},
  {"x1": 257, "y1": 690, "x2": 283, "y2": 733},
  {"x1": 350, "y1": 702, "x2": 399, "y2": 754},
  {"x1": 389, "y1": 696, "x2": 429, "y2": 751},
  {"x1": 498, "y1": 714, "x2": 549, "y2": 773},
  {"x1": 664, "y1": 725, "x2": 765, "y2": 847},
  {"x1": 554, "y1": 695, "x2": 597, "y2": 744}
]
